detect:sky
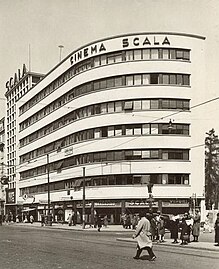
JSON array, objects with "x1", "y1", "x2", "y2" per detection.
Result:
[{"x1": 0, "y1": 0, "x2": 219, "y2": 134}]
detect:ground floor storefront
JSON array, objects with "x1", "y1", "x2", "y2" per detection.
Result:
[{"x1": 4, "y1": 197, "x2": 201, "y2": 225}]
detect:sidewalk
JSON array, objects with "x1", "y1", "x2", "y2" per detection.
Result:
[{"x1": 9, "y1": 222, "x2": 219, "y2": 252}]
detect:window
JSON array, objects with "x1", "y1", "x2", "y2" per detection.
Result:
[
  {"x1": 142, "y1": 49, "x2": 150, "y2": 59},
  {"x1": 151, "y1": 49, "x2": 159, "y2": 59},
  {"x1": 133, "y1": 125, "x2": 142, "y2": 135},
  {"x1": 151, "y1": 100, "x2": 159, "y2": 109},
  {"x1": 134, "y1": 50, "x2": 142, "y2": 60},
  {"x1": 133, "y1": 100, "x2": 141, "y2": 110},
  {"x1": 108, "y1": 102, "x2": 115, "y2": 113},
  {"x1": 151, "y1": 124, "x2": 158, "y2": 134},
  {"x1": 125, "y1": 50, "x2": 134, "y2": 61},
  {"x1": 142, "y1": 100, "x2": 150, "y2": 109},
  {"x1": 126, "y1": 76, "x2": 134, "y2": 86},
  {"x1": 115, "y1": 77, "x2": 123, "y2": 87},
  {"x1": 124, "y1": 101, "x2": 133, "y2": 110},
  {"x1": 134, "y1": 75, "x2": 142, "y2": 85},
  {"x1": 142, "y1": 124, "x2": 150, "y2": 135},
  {"x1": 150, "y1": 74, "x2": 159, "y2": 84},
  {"x1": 108, "y1": 126, "x2": 114, "y2": 137},
  {"x1": 142, "y1": 74, "x2": 150, "y2": 84},
  {"x1": 115, "y1": 101, "x2": 122, "y2": 112}
]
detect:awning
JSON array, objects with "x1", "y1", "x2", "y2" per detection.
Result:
[{"x1": 21, "y1": 208, "x2": 36, "y2": 212}]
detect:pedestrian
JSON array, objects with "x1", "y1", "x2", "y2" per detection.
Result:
[
  {"x1": 30, "y1": 215, "x2": 34, "y2": 224},
  {"x1": 97, "y1": 215, "x2": 102, "y2": 232},
  {"x1": 41, "y1": 213, "x2": 45, "y2": 227},
  {"x1": 103, "y1": 215, "x2": 108, "y2": 228},
  {"x1": 214, "y1": 213, "x2": 219, "y2": 246},
  {"x1": 150, "y1": 214, "x2": 158, "y2": 242},
  {"x1": 157, "y1": 215, "x2": 165, "y2": 242},
  {"x1": 192, "y1": 209, "x2": 201, "y2": 242},
  {"x1": 184, "y1": 212, "x2": 193, "y2": 243},
  {"x1": 125, "y1": 214, "x2": 131, "y2": 229},
  {"x1": 180, "y1": 218, "x2": 190, "y2": 245},
  {"x1": 0, "y1": 214, "x2": 2, "y2": 225},
  {"x1": 67, "y1": 213, "x2": 73, "y2": 226},
  {"x1": 132, "y1": 211, "x2": 156, "y2": 261},
  {"x1": 203, "y1": 214, "x2": 212, "y2": 233},
  {"x1": 132, "y1": 214, "x2": 139, "y2": 230},
  {"x1": 170, "y1": 214, "x2": 179, "y2": 243}
]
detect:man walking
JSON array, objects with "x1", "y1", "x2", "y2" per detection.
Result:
[{"x1": 132, "y1": 211, "x2": 156, "y2": 261}]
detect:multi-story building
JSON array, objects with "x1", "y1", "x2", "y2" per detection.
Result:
[
  {"x1": 17, "y1": 32, "x2": 206, "y2": 224},
  {"x1": 0, "y1": 117, "x2": 6, "y2": 214},
  {"x1": 5, "y1": 65, "x2": 44, "y2": 216}
]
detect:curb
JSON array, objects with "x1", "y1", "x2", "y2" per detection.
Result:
[{"x1": 116, "y1": 238, "x2": 219, "y2": 252}]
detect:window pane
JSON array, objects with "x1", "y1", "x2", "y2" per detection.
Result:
[
  {"x1": 115, "y1": 77, "x2": 123, "y2": 87},
  {"x1": 151, "y1": 49, "x2": 159, "y2": 59},
  {"x1": 134, "y1": 75, "x2": 142, "y2": 85},
  {"x1": 151, "y1": 124, "x2": 158, "y2": 134},
  {"x1": 100, "y1": 55, "x2": 106, "y2": 65},
  {"x1": 142, "y1": 100, "x2": 150, "y2": 109},
  {"x1": 101, "y1": 103, "x2": 107, "y2": 113},
  {"x1": 163, "y1": 49, "x2": 169, "y2": 59},
  {"x1": 124, "y1": 101, "x2": 133, "y2": 110},
  {"x1": 108, "y1": 126, "x2": 114, "y2": 137},
  {"x1": 133, "y1": 100, "x2": 141, "y2": 110},
  {"x1": 183, "y1": 50, "x2": 190, "y2": 60},
  {"x1": 142, "y1": 49, "x2": 150, "y2": 59},
  {"x1": 115, "y1": 101, "x2": 122, "y2": 112},
  {"x1": 170, "y1": 74, "x2": 176, "y2": 84},
  {"x1": 151, "y1": 100, "x2": 159, "y2": 109},
  {"x1": 183, "y1": 75, "x2": 190, "y2": 85},
  {"x1": 163, "y1": 74, "x2": 169, "y2": 84},
  {"x1": 150, "y1": 74, "x2": 159, "y2": 84},
  {"x1": 93, "y1": 57, "x2": 100, "y2": 67},
  {"x1": 108, "y1": 102, "x2": 114, "y2": 113},
  {"x1": 142, "y1": 150, "x2": 150, "y2": 158},
  {"x1": 107, "y1": 78, "x2": 115, "y2": 88},
  {"x1": 115, "y1": 126, "x2": 122, "y2": 136},
  {"x1": 134, "y1": 50, "x2": 142, "y2": 60},
  {"x1": 126, "y1": 76, "x2": 134, "y2": 86},
  {"x1": 151, "y1": 150, "x2": 159, "y2": 158},
  {"x1": 142, "y1": 74, "x2": 150, "y2": 84},
  {"x1": 170, "y1": 50, "x2": 176, "y2": 59},
  {"x1": 115, "y1": 54, "x2": 122, "y2": 63},
  {"x1": 142, "y1": 124, "x2": 150, "y2": 134},
  {"x1": 177, "y1": 74, "x2": 183, "y2": 85},
  {"x1": 126, "y1": 127, "x2": 133, "y2": 135},
  {"x1": 133, "y1": 126, "x2": 142, "y2": 135},
  {"x1": 125, "y1": 50, "x2": 134, "y2": 61}
]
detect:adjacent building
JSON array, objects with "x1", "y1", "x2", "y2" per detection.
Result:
[
  {"x1": 16, "y1": 32, "x2": 206, "y2": 223},
  {"x1": 5, "y1": 65, "x2": 44, "y2": 216}
]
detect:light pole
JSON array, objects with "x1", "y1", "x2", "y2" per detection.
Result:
[
  {"x1": 147, "y1": 181, "x2": 154, "y2": 212},
  {"x1": 58, "y1": 45, "x2": 64, "y2": 62},
  {"x1": 47, "y1": 154, "x2": 52, "y2": 226},
  {"x1": 82, "y1": 167, "x2": 86, "y2": 229}
]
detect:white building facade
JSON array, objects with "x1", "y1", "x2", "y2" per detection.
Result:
[
  {"x1": 5, "y1": 66, "x2": 44, "y2": 216},
  {"x1": 17, "y1": 32, "x2": 206, "y2": 223}
]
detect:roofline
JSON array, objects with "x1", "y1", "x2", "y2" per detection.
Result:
[
  {"x1": 47, "y1": 31, "x2": 206, "y2": 76},
  {"x1": 17, "y1": 31, "x2": 206, "y2": 101}
]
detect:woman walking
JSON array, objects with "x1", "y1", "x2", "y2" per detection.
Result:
[
  {"x1": 132, "y1": 211, "x2": 156, "y2": 261},
  {"x1": 214, "y1": 213, "x2": 219, "y2": 246}
]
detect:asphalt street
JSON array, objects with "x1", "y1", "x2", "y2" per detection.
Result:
[{"x1": 0, "y1": 225, "x2": 218, "y2": 269}]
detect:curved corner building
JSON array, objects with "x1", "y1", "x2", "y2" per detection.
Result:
[{"x1": 17, "y1": 32, "x2": 206, "y2": 223}]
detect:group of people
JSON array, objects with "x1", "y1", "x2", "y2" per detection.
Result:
[{"x1": 132, "y1": 210, "x2": 219, "y2": 262}]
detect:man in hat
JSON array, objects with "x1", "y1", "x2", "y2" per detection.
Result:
[{"x1": 192, "y1": 209, "x2": 201, "y2": 242}]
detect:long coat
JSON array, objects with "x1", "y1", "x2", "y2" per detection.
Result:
[
  {"x1": 170, "y1": 219, "x2": 179, "y2": 239},
  {"x1": 215, "y1": 219, "x2": 219, "y2": 243},
  {"x1": 133, "y1": 217, "x2": 152, "y2": 249},
  {"x1": 192, "y1": 214, "x2": 201, "y2": 236}
]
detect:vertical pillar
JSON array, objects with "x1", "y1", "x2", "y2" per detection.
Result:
[
  {"x1": 158, "y1": 200, "x2": 162, "y2": 213},
  {"x1": 82, "y1": 167, "x2": 86, "y2": 229},
  {"x1": 91, "y1": 200, "x2": 95, "y2": 226}
]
